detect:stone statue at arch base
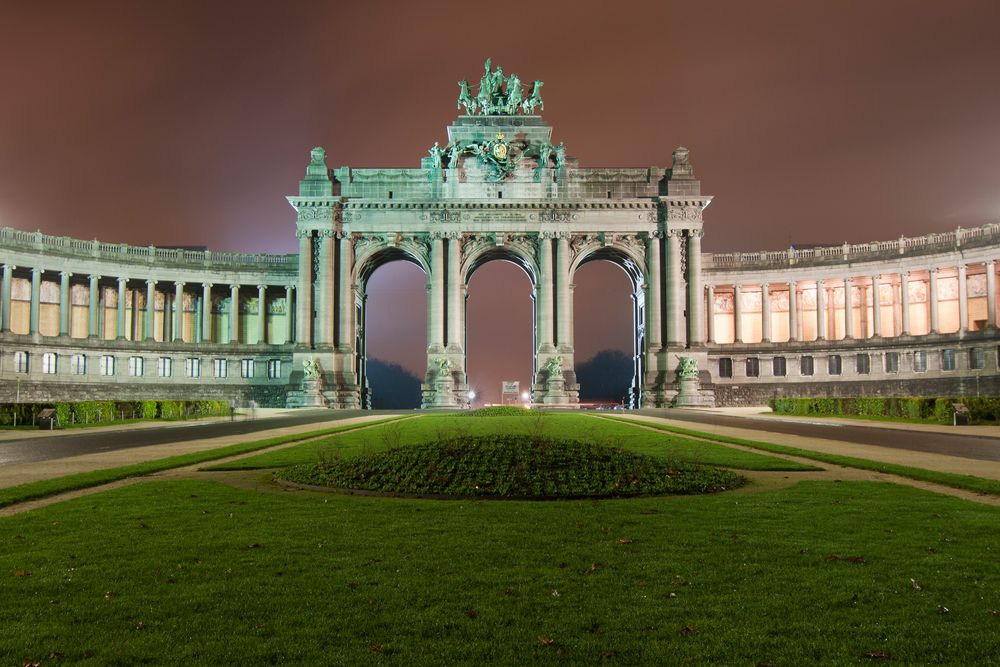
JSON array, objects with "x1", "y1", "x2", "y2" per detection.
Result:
[
  {"x1": 533, "y1": 355, "x2": 579, "y2": 405},
  {"x1": 285, "y1": 355, "x2": 328, "y2": 408},
  {"x1": 285, "y1": 353, "x2": 361, "y2": 409},
  {"x1": 420, "y1": 357, "x2": 464, "y2": 409},
  {"x1": 670, "y1": 354, "x2": 715, "y2": 407}
]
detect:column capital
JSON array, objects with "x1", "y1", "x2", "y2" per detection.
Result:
[
  {"x1": 146, "y1": 279, "x2": 156, "y2": 287},
  {"x1": 31, "y1": 267, "x2": 43, "y2": 276},
  {"x1": 117, "y1": 276, "x2": 128, "y2": 286},
  {"x1": 4, "y1": 264, "x2": 16, "y2": 272},
  {"x1": 202, "y1": 282, "x2": 213, "y2": 289},
  {"x1": 174, "y1": 280, "x2": 185, "y2": 288},
  {"x1": 929, "y1": 266, "x2": 939, "y2": 275},
  {"x1": 258, "y1": 284, "x2": 267, "y2": 292},
  {"x1": 687, "y1": 228, "x2": 704, "y2": 239},
  {"x1": 88, "y1": 274, "x2": 100, "y2": 281},
  {"x1": 958, "y1": 263, "x2": 967, "y2": 273},
  {"x1": 761, "y1": 282, "x2": 770, "y2": 290},
  {"x1": 230, "y1": 283, "x2": 241, "y2": 290},
  {"x1": 285, "y1": 284, "x2": 295, "y2": 292},
  {"x1": 60, "y1": 270, "x2": 71, "y2": 279},
  {"x1": 734, "y1": 283, "x2": 742, "y2": 290},
  {"x1": 987, "y1": 259, "x2": 996, "y2": 268}
]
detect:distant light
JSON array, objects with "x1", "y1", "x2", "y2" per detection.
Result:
[
  {"x1": 467, "y1": 390, "x2": 476, "y2": 400},
  {"x1": 521, "y1": 391, "x2": 530, "y2": 401}
]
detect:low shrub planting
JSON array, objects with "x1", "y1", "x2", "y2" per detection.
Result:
[
  {"x1": 278, "y1": 434, "x2": 746, "y2": 498},
  {"x1": 463, "y1": 406, "x2": 535, "y2": 417},
  {"x1": 0, "y1": 399, "x2": 230, "y2": 427},
  {"x1": 769, "y1": 396, "x2": 997, "y2": 423}
]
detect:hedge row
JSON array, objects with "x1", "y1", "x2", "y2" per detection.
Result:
[
  {"x1": 0, "y1": 400, "x2": 230, "y2": 427},
  {"x1": 769, "y1": 396, "x2": 1000, "y2": 424}
]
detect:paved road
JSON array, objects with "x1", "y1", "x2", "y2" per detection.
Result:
[
  {"x1": 637, "y1": 409, "x2": 1000, "y2": 462},
  {"x1": 0, "y1": 410, "x2": 401, "y2": 466}
]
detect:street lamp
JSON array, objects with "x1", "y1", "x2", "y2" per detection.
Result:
[{"x1": 467, "y1": 390, "x2": 476, "y2": 407}]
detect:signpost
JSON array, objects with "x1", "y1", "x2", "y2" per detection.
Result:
[{"x1": 501, "y1": 381, "x2": 520, "y2": 405}]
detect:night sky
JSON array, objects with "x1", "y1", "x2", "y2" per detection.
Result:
[{"x1": 3, "y1": 2, "x2": 999, "y2": 402}]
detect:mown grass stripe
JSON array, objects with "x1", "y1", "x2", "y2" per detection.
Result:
[
  {"x1": 604, "y1": 415, "x2": 1000, "y2": 497},
  {"x1": 0, "y1": 416, "x2": 412, "y2": 509}
]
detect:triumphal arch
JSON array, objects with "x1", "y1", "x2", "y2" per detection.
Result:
[{"x1": 287, "y1": 60, "x2": 710, "y2": 409}]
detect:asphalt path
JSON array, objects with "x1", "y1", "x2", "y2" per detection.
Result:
[
  {"x1": 637, "y1": 408, "x2": 1000, "y2": 462},
  {"x1": 0, "y1": 409, "x2": 401, "y2": 466}
]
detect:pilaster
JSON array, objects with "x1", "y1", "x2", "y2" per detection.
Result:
[
  {"x1": 1, "y1": 264, "x2": 13, "y2": 334},
  {"x1": 59, "y1": 271, "x2": 71, "y2": 337}
]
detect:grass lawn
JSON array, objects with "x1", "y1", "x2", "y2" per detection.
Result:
[
  {"x1": 2, "y1": 414, "x2": 998, "y2": 664},
  {"x1": 208, "y1": 413, "x2": 818, "y2": 472}
]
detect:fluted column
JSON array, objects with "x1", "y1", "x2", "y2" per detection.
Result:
[
  {"x1": 429, "y1": 234, "x2": 445, "y2": 352},
  {"x1": 871, "y1": 275, "x2": 882, "y2": 337},
  {"x1": 537, "y1": 234, "x2": 554, "y2": 351},
  {"x1": 761, "y1": 283, "x2": 771, "y2": 343},
  {"x1": 85, "y1": 274, "x2": 98, "y2": 338},
  {"x1": 29, "y1": 268, "x2": 41, "y2": 335},
  {"x1": 337, "y1": 234, "x2": 354, "y2": 350},
  {"x1": 145, "y1": 280, "x2": 156, "y2": 340},
  {"x1": 987, "y1": 260, "x2": 997, "y2": 329},
  {"x1": 686, "y1": 229, "x2": 703, "y2": 345},
  {"x1": 173, "y1": 281, "x2": 185, "y2": 342},
  {"x1": 929, "y1": 269, "x2": 939, "y2": 334},
  {"x1": 957, "y1": 264, "x2": 968, "y2": 333},
  {"x1": 733, "y1": 284, "x2": 743, "y2": 343},
  {"x1": 447, "y1": 235, "x2": 464, "y2": 351},
  {"x1": 788, "y1": 280, "x2": 798, "y2": 341},
  {"x1": 285, "y1": 285, "x2": 295, "y2": 343},
  {"x1": 665, "y1": 230, "x2": 684, "y2": 346},
  {"x1": 1, "y1": 264, "x2": 13, "y2": 333},
  {"x1": 555, "y1": 234, "x2": 572, "y2": 349},
  {"x1": 317, "y1": 232, "x2": 335, "y2": 346},
  {"x1": 900, "y1": 271, "x2": 911, "y2": 335},
  {"x1": 257, "y1": 284, "x2": 267, "y2": 344},
  {"x1": 645, "y1": 233, "x2": 662, "y2": 350},
  {"x1": 115, "y1": 277, "x2": 127, "y2": 339},
  {"x1": 815, "y1": 280, "x2": 826, "y2": 340},
  {"x1": 202, "y1": 283, "x2": 213, "y2": 343},
  {"x1": 843, "y1": 277, "x2": 853, "y2": 339},
  {"x1": 229, "y1": 284, "x2": 240, "y2": 344},
  {"x1": 705, "y1": 285, "x2": 715, "y2": 344},
  {"x1": 296, "y1": 231, "x2": 313, "y2": 347},
  {"x1": 58, "y1": 271, "x2": 71, "y2": 336}
]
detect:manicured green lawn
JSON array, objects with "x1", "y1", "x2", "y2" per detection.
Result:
[
  {"x1": 2, "y1": 478, "x2": 998, "y2": 665},
  {"x1": 209, "y1": 413, "x2": 818, "y2": 472}
]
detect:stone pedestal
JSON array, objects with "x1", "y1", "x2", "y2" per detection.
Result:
[{"x1": 421, "y1": 375, "x2": 459, "y2": 409}]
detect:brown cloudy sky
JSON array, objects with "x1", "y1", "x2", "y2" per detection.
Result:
[{"x1": 2, "y1": 1, "x2": 999, "y2": 401}]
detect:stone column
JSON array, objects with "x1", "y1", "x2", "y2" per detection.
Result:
[
  {"x1": 116, "y1": 277, "x2": 127, "y2": 339},
  {"x1": 816, "y1": 280, "x2": 826, "y2": 340},
  {"x1": 1, "y1": 264, "x2": 13, "y2": 333},
  {"x1": 285, "y1": 285, "x2": 295, "y2": 343},
  {"x1": 843, "y1": 277, "x2": 853, "y2": 339},
  {"x1": 317, "y1": 232, "x2": 335, "y2": 346},
  {"x1": 447, "y1": 235, "x2": 464, "y2": 350},
  {"x1": 929, "y1": 269, "x2": 939, "y2": 334},
  {"x1": 665, "y1": 230, "x2": 684, "y2": 346},
  {"x1": 229, "y1": 284, "x2": 240, "y2": 344},
  {"x1": 429, "y1": 235, "x2": 445, "y2": 352},
  {"x1": 957, "y1": 263, "x2": 968, "y2": 332},
  {"x1": 87, "y1": 274, "x2": 99, "y2": 338},
  {"x1": 900, "y1": 272, "x2": 910, "y2": 335},
  {"x1": 337, "y1": 234, "x2": 353, "y2": 350},
  {"x1": 986, "y1": 260, "x2": 997, "y2": 329},
  {"x1": 202, "y1": 283, "x2": 212, "y2": 343},
  {"x1": 733, "y1": 284, "x2": 743, "y2": 343},
  {"x1": 645, "y1": 233, "x2": 662, "y2": 351},
  {"x1": 537, "y1": 234, "x2": 554, "y2": 351},
  {"x1": 705, "y1": 285, "x2": 715, "y2": 344},
  {"x1": 29, "y1": 268, "x2": 41, "y2": 335},
  {"x1": 296, "y1": 231, "x2": 313, "y2": 347},
  {"x1": 686, "y1": 229, "x2": 704, "y2": 345},
  {"x1": 145, "y1": 280, "x2": 156, "y2": 340},
  {"x1": 174, "y1": 281, "x2": 185, "y2": 342},
  {"x1": 871, "y1": 275, "x2": 882, "y2": 337},
  {"x1": 257, "y1": 284, "x2": 267, "y2": 345},
  {"x1": 788, "y1": 280, "x2": 798, "y2": 342},
  {"x1": 761, "y1": 283, "x2": 771, "y2": 343},
  {"x1": 556, "y1": 234, "x2": 572, "y2": 349},
  {"x1": 59, "y1": 271, "x2": 71, "y2": 336}
]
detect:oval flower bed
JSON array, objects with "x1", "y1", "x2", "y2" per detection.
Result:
[{"x1": 276, "y1": 435, "x2": 746, "y2": 499}]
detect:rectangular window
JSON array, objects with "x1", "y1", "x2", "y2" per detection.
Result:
[
  {"x1": 941, "y1": 349, "x2": 956, "y2": 372},
  {"x1": 128, "y1": 356, "x2": 144, "y2": 377},
  {"x1": 828, "y1": 355, "x2": 842, "y2": 376},
  {"x1": 914, "y1": 350, "x2": 927, "y2": 373},
  {"x1": 772, "y1": 356, "x2": 787, "y2": 377},
  {"x1": 41, "y1": 352, "x2": 57, "y2": 375},
  {"x1": 186, "y1": 358, "x2": 201, "y2": 378},
  {"x1": 214, "y1": 358, "x2": 228, "y2": 378},
  {"x1": 856, "y1": 353, "x2": 870, "y2": 375},
  {"x1": 800, "y1": 355, "x2": 814, "y2": 376},
  {"x1": 157, "y1": 357, "x2": 172, "y2": 377},
  {"x1": 71, "y1": 354, "x2": 86, "y2": 375},
  {"x1": 241, "y1": 358, "x2": 255, "y2": 379},
  {"x1": 884, "y1": 352, "x2": 899, "y2": 374},
  {"x1": 14, "y1": 351, "x2": 29, "y2": 373},
  {"x1": 969, "y1": 347, "x2": 985, "y2": 370},
  {"x1": 267, "y1": 359, "x2": 281, "y2": 380},
  {"x1": 718, "y1": 357, "x2": 733, "y2": 378},
  {"x1": 745, "y1": 357, "x2": 760, "y2": 377},
  {"x1": 100, "y1": 355, "x2": 115, "y2": 376}
]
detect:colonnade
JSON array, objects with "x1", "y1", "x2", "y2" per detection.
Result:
[
  {"x1": 0, "y1": 264, "x2": 294, "y2": 345},
  {"x1": 644, "y1": 228, "x2": 704, "y2": 350},
  {"x1": 708, "y1": 260, "x2": 998, "y2": 345}
]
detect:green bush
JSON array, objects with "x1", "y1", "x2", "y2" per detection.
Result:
[{"x1": 771, "y1": 396, "x2": 997, "y2": 424}]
